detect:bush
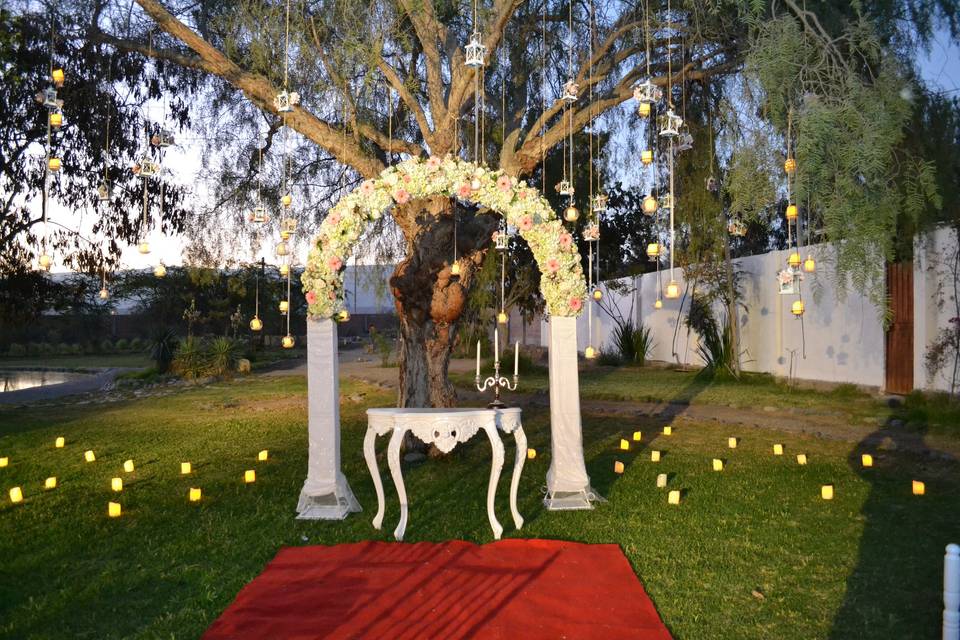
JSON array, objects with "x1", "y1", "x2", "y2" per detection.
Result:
[
  {"x1": 207, "y1": 337, "x2": 240, "y2": 378},
  {"x1": 129, "y1": 337, "x2": 143, "y2": 352},
  {"x1": 99, "y1": 339, "x2": 114, "y2": 353},
  {"x1": 150, "y1": 329, "x2": 179, "y2": 374},
  {"x1": 70, "y1": 344, "x2": 83, "y2": 355},
  {"x1": 370, "y1": 328, "x2": 394, "y2": 367},
  {"x1": 39, "y1": 342, "x2": 55, "y2": 355},
  {"x1": 611, "y1": 320, "x2": 655, "y2": 366},
  {"x1": 687, "y1": 296, "x2": 737, "y2": 376},
  {"x1": 115, "y1": 338, "x2": 129, "y2": 352},
  {"x1": 7, "y1": 343, "x2": 26, "y2": 357},
  {"x1": 56, "y1": 342, "x2": 72, "y2": 355}
]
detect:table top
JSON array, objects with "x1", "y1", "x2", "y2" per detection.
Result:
[{"x1": 366, "y1": 407, "x2": 521, "y2": 417}]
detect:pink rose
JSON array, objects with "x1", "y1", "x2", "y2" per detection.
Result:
[
  {"x1": 546, "y1": 258, "x2": 560, "y2": 273},
  {"x1": 519, "y1": 215, "x2": 534, "y2": 232},
  {"x1": 327, "y1": 212, "x2": 340, "y2": 226},
  {"x1": 360, "y1": 180, "x2": 375, "y2": 195},
  {"x1": 457, "y1": 183, "x2": 472, "y2": 199},
  {"x1": 326, "y1": 256, "x2": 343, "y2": 271},
  {"x1": 328, "y1": 290, "x2": 336, "y2": 300},
  {"x1": 305, "y1": 291, "x2": 317, "y2": 304},
  {"x1": 569, "y1": 296, "x2": 583, "y2": 311},
  {"x1": 559, "y1": 233, "x2": 573, "y2": 250},
  {"x1": 518, "y1": 189, "x2": 529, "y2": 200},
  {"x1": 427, "y1": 156, "x2": 442, "y2": 170},
  {"x1": 497, "y1": 175, "x2": 512, "y2": 192},
  {"x1": 402, "y1": 173, "x2": 412, "y2": 184},
  {"x1": 392, "y1": 188, "x2": 410, "y2": 204}
]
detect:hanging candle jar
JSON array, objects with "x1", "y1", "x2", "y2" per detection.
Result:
[
  {"x1": 593, "y1": 289, "x2": 603, "y2": 301},
  {"x1": 642, "y1": 195, "x2": 658, "y2": 216},
  {"x1": 51, "y1": 68, "x2": 65, "y2": 87},
  {"x1": 665, "y1": 281, "x2": 681, "y2": 299},
  {"x1": 154, "y1": 263, "x2": 166, "y2": 278},
  {"x1": 282, "y1": 334, "x2": 296, "y2": 348},
  {"x1": 788, "y1": 252, "x2": 801, "y2": 269},
  {"x1": 638, "y1": 102, "x2": 652, "y2": 118},
  {"x1": 279, "y1": 300, "x2": 289, "y2": 313},
  {"x1": 497, "y1": 311, "x2": 508, "y2": 324},
  {"x1": 803, "y1": 255, "x2": 816, "y2": 273},
  {"x1": 450, "y1": 261, "x2": 461, "y2": 276},
  {"x1": 791, "y1": 299, "x2": 805, "y2": 316},
  {"x1": 281, "y1": 194, "x2": 292, "y2": 208},
  {"x1": 250, "y1": 316, "x2": 263, "y2": 331},
  {"x1": 784, "y1": 157, "x2": 797, "y2": 174},
  {"x1": 786, "y1": 204, "x2": 798, "y2": 221},
  {"x1": 654, "y1": 298, "x2": 663, "y2": 309},
  {"x1": 276, "y1": 242, "x2": 289, "y2": 257},
  {"x1": 646, "y1": 243, "x2": 661, "y2": 260},
  {"x1": 49, "y1": 111, "x2": 63, "y2": 128},
  {"x1": 337, "y1": 309, "x2": 351, "y2": 323},
  {"x1": 138, "y1": 242, "x2": 151, "y2": 255},
  {"x1": 584, "y1": 346, "x2": 596, "y2": 359},
  {"x1": 38, "y1": 253, "x2": 53, "y2": 271},
  {"x1": 47, "y1": 157, "x2": 62, "y2": 172},
  {"x1": 641, "y1": 150, "x2": 654, "y2": 165},
  {"x1": 279, "y1": 263, "x2": 290, "y2": 277},
  {"x1": 99, "y1": 287, "x2": 109, "y2": 300}
]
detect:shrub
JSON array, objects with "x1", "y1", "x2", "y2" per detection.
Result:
[
  {"x1": 7, "y1": 343, "x2": 26, "y2": 357},
  {"x1": 27, "y1": 342, "x2": 42, "y2": 355},
  {"x1": 115, "y1": 338, "x2": 129, "y2": 351},
  {"x1": 611, "y1": 320, "x2": 655, "y2": 366},
  {"x1": 687, "y1": 296, "x2": 737, "y2": 376},
  {"x1": 39, "y1": 342, "x2": 55, "y2": 355},
  {"x1": 370, "y1": 328, "x2": 394, "y2": 367},
  {"x1": 207, "y1": 337, "x2": 240, "y2": 378},
  {"x1": 70, "y1": 344, "x2": 82, "y2": 355},
  {"x1": 172, "y1": 337, "x2": 204, "y2": 379},
  {"x1": 99, "y1": 339, "x2": 114, "y2": 353},
  {"x1": 150, "y1": 329, "x2": 179, "y2": 374},
  {"x1": 129, "y1": 337, "x2": 143, "y2": 352}
]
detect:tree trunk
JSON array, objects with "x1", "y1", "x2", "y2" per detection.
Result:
[{"x1": 390, "y1": 197, "x2": 499, "y2": 411}]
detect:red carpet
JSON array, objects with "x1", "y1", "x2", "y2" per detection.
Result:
[{"x1": 204, "y1": 539, "x2": 672, "y2": 639}]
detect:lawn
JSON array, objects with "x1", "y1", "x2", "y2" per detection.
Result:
[{"x1": 0, "y1": 373, "x2": 958, "y2": 639}]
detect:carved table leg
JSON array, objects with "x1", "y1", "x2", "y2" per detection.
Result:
[
  {"x1": 387, "y1": 426, "x2": 408, "y2": 541},
  {"x1": 363, "y1": 426, "x2": 385, "y2": 530},
  {"x1": 509, "y1": 426, "x2": 526, "y2": 530},
  {"x1": 482, "y1": 424, "x2": 505, "y2": 540}
]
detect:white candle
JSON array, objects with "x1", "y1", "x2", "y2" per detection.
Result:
[
  {"x1": 514, "y1": 341, "x2": 519, "y2": 376},
  {"x1": 476, "y1": 340, "x2": 481, "y2": 377},
  {"x1": 494, "y1": 329, "x2": 499, "y2": 364}
]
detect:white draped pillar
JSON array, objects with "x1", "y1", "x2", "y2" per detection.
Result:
[
  {"x1": 296, "y1": 317, "x2": 361, "y2": 519},
  {"x1": 544, "y1": 316, "x2": 598, "y2": 510}
]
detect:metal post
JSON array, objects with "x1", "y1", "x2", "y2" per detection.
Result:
[{"x1": 946, "y1": 544, "x2": 960, "y2": 640}]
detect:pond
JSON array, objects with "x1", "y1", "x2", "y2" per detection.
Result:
[{"x1": 0, "y1": 370, "x2": 92, "y2": 393}]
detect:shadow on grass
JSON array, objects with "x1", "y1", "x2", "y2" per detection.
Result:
[{"x1": 829, "y1": 420, "x2": 957, "y2": 638}]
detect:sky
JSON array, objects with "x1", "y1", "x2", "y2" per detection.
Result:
[{"x1": 42, "y1": 25, "x2": 960, "y2": 274}]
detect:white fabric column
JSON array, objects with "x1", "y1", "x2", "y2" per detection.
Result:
[
  {"x1": 296, "y1": 317, "x2": 361, "y2": 519},
  {"x1": 544, "y1": 316, "x2": 597, "y2": 510}
]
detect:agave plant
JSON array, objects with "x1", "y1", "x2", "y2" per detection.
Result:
[{"x1": 147, "y1": 328, "x2": 178, "y2": 374}]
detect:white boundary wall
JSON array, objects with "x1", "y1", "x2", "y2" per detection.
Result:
[{"x1": 544, "y1": 226, "x2": 958, "y2": 393}]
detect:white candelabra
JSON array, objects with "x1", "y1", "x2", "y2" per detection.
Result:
[{"x1": 475, "y1": 329, "x2": 519, "y2": 408}]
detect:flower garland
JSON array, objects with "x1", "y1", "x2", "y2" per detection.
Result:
[{"x1": 302, "y1": 155, "x2": 587, "y2": 318}]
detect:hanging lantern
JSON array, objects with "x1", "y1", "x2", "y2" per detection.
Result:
[
  {"x1": 40, "y1": 86, "x2": 59, "y2": 109},
  {"x1": 279, "y1": 263, "x2": 290, "y2": 277},
  {"x1": 97, "y1": 181, "x2": 111, "y2": 202},
  {"x1": 791, "y1": 299, "x2": 805, "y2": 316},
  {"x1": 138, "y1": 242, "x2": 150, "y2": 255},
  {"x1": 279, "y1": 300, "x2": 289, "y2": 313},
  {"x1": 51, "y1": 68, "x2": 65, "y2": 87},
  {"x1": 497, "y1": 311, "x2": 508, "y2": 324},
  {"x1": 638, "y1": 102, "x2": 651, "y2": 118},
  {"x1": 450, "y1": 261, "x2": 461, "y2": 276},
  {"x1": 658, "y1": 110, "x2": 683, "y2": 138},
  {"x1": 135, "y1": 159, "x2": 160, "y2": 177},
  {"x1": 654, "y1": 298, "x2": 663, "y2": 309},
  {"x1": 151, "y1": 129, "x2": 175, "y2": 147},
  {"x1": 706, "y1": 176, "x2": 719, "y2": 193},
  {"x1": 273, "y1": 90, "x2": 300, "y2": 113},
  {"x1": 38, "y1": 253, "x2": 53, "y2": 271},
  {"x1": 99, "y1": 287, "x2": 109, "y2": 300},
  {"x1": 642, "y1": 195, "x2": 658, "y2": 216},
  {"x1": 592, "y1": 289, "x2": 603, "y2": 301},
  {"x1": 250, "y1": 316, "x2": 263, "y2": 331},
  {"x1": 564, "y1": 204, "x2": 579, "y2": 222},
  {"x1": 275, "y1": 242, "x2": 289, "y2": 257},
  {"x1": 786, "y1": 204, "x2": 798, "y2": 221},
  {"x1": 584, "y1": 346, "x2": 596, "y2": 359},
  {"x1": 788, "y1": 252, "x2": 801, "y2": 268},
  {"x1": 154, "y1": 263, "x2": 166, "y2": 278},
  {"x1": 632, "y1": 79, "x2": 662, "y2": 107},
  {"x1": 280, "y1": 230, "x2": 292, "y2": 241},
  {"x1": 803, "y1": 255, "x2": 816, "y2": 273},
  {"x1": 281, "y1": 194, "x2": 292, "y2": 208},
  {"x1": 676, "y1": 127, "x2": 694, "y2": 153},
  {"x1": 47, "y1": 157, "x2": 62, "y2": 172},
  {"x1": 555, "y1": 180, "x2": 574, "y2": 197},
  {"x1": 281, "y1": 217, "x2": 298, "y2": 235},
  {"x1": 561, "y1": 80, "x2": 580, "y2": 103},
  {"x1": 646, "y1": 243, "x2": 661, "y2": 260},
  {"x1": 591, "y1": 194, "x2": 608, "y2": 213},
  {"x1": 49, "y1": 111, "x2": 63, "y2": 128},
  {"x1": 337, "y1": 309, "x2": 351, "y2": 323},
  {"x1": 661, "y1": 193, "x2": 674, "y2": 210},
  {"x1": 282, "y1": 334, "x2": 296, "y2": 349},
  {"x1": 728, "y1": 219, "x2": 747, "y2": 237},
  {"x1": 464, "y1": 31, "x2": 487, "y2": 68},
  {"x1": 641, "y1": 150, "x2": 653, "y2": 165},
  {"x1": 582, "y1": 223, "x2": 600, "y2": 242},
  {"x1": 784, "y1": 157, "x2": 797, "y2": 174},
  {"x1": 250, "y1": 206, "x2": 268, "y2": 224},
  {"x1": 665, "y1": 281, "x2": 681, "y2": 299}
]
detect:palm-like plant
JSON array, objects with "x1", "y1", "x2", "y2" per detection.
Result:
[{"x1": 147, "y1": 328, "x2": 178, "y2": 373}]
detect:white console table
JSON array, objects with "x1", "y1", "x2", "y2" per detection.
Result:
[{"x1": 364, "y1": 407, "x2": 526, "y2": 541}]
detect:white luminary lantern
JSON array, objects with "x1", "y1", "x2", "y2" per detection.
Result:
[
  {"x1": 41, "y1": 87, "x2": 59, "y2": 109},
  {"x1": 151, "y1": 129, "x2": 175, "y2": 147},
  {"x1": 632, "y1": 79, "x2": 663, "y2": 106},
  {"x1": 591, "y1": 194, "x2": 608, "y2": 213},
  {"x1": 281, "y1": 217, "x2": 298, "y2": 237},
  {"x1": 659, "y1": 110, "x2": 683, "y2": 138},
  {"x1": 136, "y1": 159, "x2": 160, "y2": 177},
  {"x1": 250, "y1": 206, "x2": 268, "y2": 224},
  {"x1": 274, "y1": 90, "x2": 300, "y2": 113},
  {"x1": 676, "y1": 126, "x2": 694, "y2": 152},
  {"x1": 561, "y1": 80, "x2": 579, "y2": 103},
  {"x1": 555, "y1": 179, "x2": 574, "y2": 197},
  {"x1": 97, "y1": 181, "x2": 111, "y2": 202},
  {"x1": 728, "y1": 219, "x2": 747, "y2": 237},
  {"x1": 464, "y1": 32, "x2": 487, "y2": 68}
]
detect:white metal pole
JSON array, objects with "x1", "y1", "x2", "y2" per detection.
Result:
[{"x1": 946, "y1": 543, "x2": 960, "y2": 640}]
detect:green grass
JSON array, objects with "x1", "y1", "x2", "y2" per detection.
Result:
[
  {"x1": 0, "y1": 374, "x2": 958, "y2": 638},
  {"x1": 0, "y1": 353, "x2": 153, "y2": 369}
]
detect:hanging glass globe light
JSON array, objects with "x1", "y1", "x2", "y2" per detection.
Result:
[
  {"x1": 593, "y1": 289, "x2": 603, "y2": 301},
  {"x1": 49, "y1": 111, "x2": 63, "y2": 128},
  {"x1": 279, "y1": 263, "x2": 290, "y2": 277},
  {"x1": 646, "y1": 243, "x2": 661, "y2": 260},
  {"x1": 282, "y1": 334, "x2": 296, "y2": 348},
  {"x1": 279, "y1": 300, "x2": 289, "y2": 313},
  {"x1": 138, "y1": 242, "x2": 150, "y2": 255},
  {"x1": 99, "y1": 287, "x2": 109, "y2": 300},
  {"x1": 654, "y1": 298, "x2": 663, "y2": 309},
  {"x1": 791, "y1": 299, "x2": 805, "y2": 316},
  {"x1": 641, "y1": 150, "x2": 653, "y2": 165},
  {"x1": 38, "y1": 253, "x2": 53, "y2": 271},
  {"x1": 250, "y1": 316, "x2": 263, "y2": 332},
  {"x1": 665, "y1": 281, "x2": 681, "y2": 299},
  {"x1": 564, "y1": 204, "x2": 579, "y2": 222},
  {"x1": 154, "y1": 263, "x2": 166, "y2": 278},
  {"x1": 337, "y1": 309, "x2": 351, "y2": 323},
  {"x1": 788, "y1": 252, "x2": 801, "y2": 269},
  {"x1": 803, "y1": 255, "x2": 816, "y2": 273},
  {"x1": 786, "y1": 204, "x2": 798, "y2": 221},
  {"x1": 642, "y1": 195, "x2": 658, "y2": 216},
  {"x1": 47, "y1": 157, "x2": 62, "y2": 172},
  {"x1": 584, "y1": 346, "x2": 596, "y2": 359},
  {"x1": 451, "y1": 261, "x2": 461, "y2": 276},
  {"x1": 497, "y1": 311, "x2": 508, "y2": 324},
  {"x1": 281, "y1": 194, "x2": 292, "y2": 207},
  {"x1": 275, "y1": 242, "x2": 289, "y2": 257},
  {"x1": 784, "y1": 157, "x2": 797, "y2": 174}
]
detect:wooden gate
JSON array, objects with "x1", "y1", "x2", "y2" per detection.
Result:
[{"x1": 885, "y1": 262, "x2": 914, "y2": 394}]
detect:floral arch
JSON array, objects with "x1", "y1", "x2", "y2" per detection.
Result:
[
  {"x1": 295, "y1": 155, "x2": 595, "y2": 521},
  {"x1": 300, "y1": 155, "x2": 587, "y2": 318}
]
